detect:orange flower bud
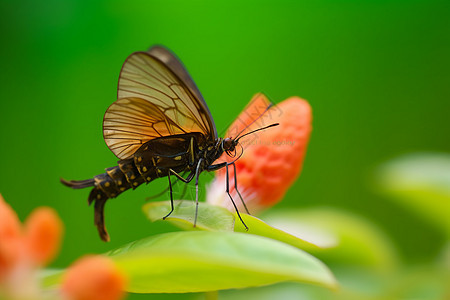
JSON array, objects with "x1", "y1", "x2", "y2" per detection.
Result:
[
  {"x1": 62, "y1": 255, "x2": 127, "y2": 300},
  {"x1": 23, "y1": 207, "x2": 63, "y2": 267},
  {"x1": 208, "y1": 94, "x2": 312, "y2": 213},
  {"x1": 0, "y1": 194, "x2": 23, "y2": 280}
]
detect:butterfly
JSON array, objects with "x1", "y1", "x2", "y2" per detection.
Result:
[{"x1": 61, "y1": 46, "x2": 277, "y2": 241}]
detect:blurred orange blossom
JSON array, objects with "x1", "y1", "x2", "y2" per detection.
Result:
[
  {"x1": 0, "y1": 194, "x2": 126, "y2": 300},
  {"x1": 207, "y1": 94, "x2": 312, "y2": 213}
]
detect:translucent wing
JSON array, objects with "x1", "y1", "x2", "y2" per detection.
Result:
[
  {"x1": 103, "y1": 47, "x2": 217, "y2": 159},
  {"x1": 147, "y1": 46, "x2": 209, "y2": 112}
]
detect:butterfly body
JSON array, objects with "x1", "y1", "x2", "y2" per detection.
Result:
[
  {"x1": 62, "y1": 45, "x2": 270, "y2": 241},
  {"x1": 63, "y1": 131, "x2": 226, "y2": 241}
]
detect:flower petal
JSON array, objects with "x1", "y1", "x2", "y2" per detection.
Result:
[
  {"x1": 0, "y1": 194, "x2": 23, "y2": 280},
  {"x1": 208, "y1": 94, "x2": 312, "y2": 213},
  {"x1": 24, "y1": 207, "x2": 63, "y2": 267},
  {"x1": 62, "y1": 255, "x2": 127, "y2": 300}
]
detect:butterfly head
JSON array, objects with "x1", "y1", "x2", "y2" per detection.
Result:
[
  {"x1": 221, "y1": 123, "x2": 280, "y2": 159},
  {"x1": 221, "y1": 137, "x2": 238, "y2": 158}
]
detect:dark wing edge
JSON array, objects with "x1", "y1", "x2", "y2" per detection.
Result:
[{"x1": 147, "y1": 45, "x2": 217, "y2": 139}]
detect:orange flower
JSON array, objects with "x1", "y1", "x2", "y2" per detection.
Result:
[
  {"x1": 24, "y1": 207, "x2": 63, "y2": 267},
  {"x1": 0, "y1": 194, "x2": 62, "y2": 298},
  {"x1": 62, "y1": 255, "x2": 126, "y2": 300},
  {"x1": 207, "y1": 94, "x2": 312, "y2": 213},
  {"x1": 0, "y1": 194, "x2": 23, "y2": 282},
  {"x1": 0, "y1": 194, "x2": 126, "y2": 300}
]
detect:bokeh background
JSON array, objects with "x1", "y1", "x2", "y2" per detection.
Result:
[{"x1": 1, "y1": 0, "x2": 449, "y2": 299}]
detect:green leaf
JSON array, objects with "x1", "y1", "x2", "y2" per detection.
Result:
[
  {"x1": 376, "y1": 153, "x2": 450, "y2": 236},
  {"x1": 107, "y1": 231, "x2": 337, "y2": 293},
  {"x1": 263, "y1": 208, "x2": 399, "y2": 272},
  {"x1": 218, "y1": 266, "x2": 450, "y2": 300},
  {"x1": 143, "y1": 201, "x2": 321, "y2": 253},
  {"x1": 143, "y1": 200, "x2": 235, "y2": 231},
  {"x1": 234, "y1": 213, "x2": 322, "y2": 252}
]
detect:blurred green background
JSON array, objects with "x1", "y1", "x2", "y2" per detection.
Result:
[{"x1": 0, "y1": 0, "x2": 449, "y2": 299}]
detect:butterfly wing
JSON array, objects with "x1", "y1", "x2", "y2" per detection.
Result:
[
  {"x1": 103, "y1": 47, "x2": 217, "y2": 159},
  {"x1": 147, "y1": 46, "x2": 210, "y2": 114},
  {"x1": 146, "y1": 46, "x2": 217, "y2": 139}
]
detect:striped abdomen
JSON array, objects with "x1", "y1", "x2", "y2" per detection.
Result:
[
  {"x1": 61, "y1": 135, "x2": 197, "y2": 241},
  {"x1": 89, "y1": 158, "x2": 152, "y2": 205},
  {"x1": 61, "y1": 157, "x2": 158, "y2": 241},
  {"x1": 61, "y1": 133, "x2": 204, "y2": 241}
]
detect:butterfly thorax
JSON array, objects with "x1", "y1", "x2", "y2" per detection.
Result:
[
  {"x1": 199, "y1": 137, "x2": 226, "y2": 167},
  {"x1": 128, "y1": 132, "x2": 203, "y2": 175}
]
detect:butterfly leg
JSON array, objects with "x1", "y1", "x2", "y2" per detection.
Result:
[
  {"x1": 231, "y1": 162, "x2": 250, "y2": 214},
  {"x1": 169, "y1": 169, "x2": 195, "y2": 183},
  {"x1": 163, "y1": 170, "x2": 195, "y2": 220},
  {"x1": 145, "y1": 173, "x2": 183, "y2": 201},
  {"x1": 162, "y1": 174, "x2": 174, "y2": 220},
  {"x1": 206, "y1": 161, "x2": 228, "y2": 172},
  {"x1": 193, "y1": 159, "x2": 204, "y2": 227},
  {"x1": 226, "y1": 164, "x2": 249, "y2": 230},
  {"x1": 207, "y1": 162, "x2": 249, "y2": 229},
  {"x1": 169, "y1": 169, "x2": 195, "y2": 200}
]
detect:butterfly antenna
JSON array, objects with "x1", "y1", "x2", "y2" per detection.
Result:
[{"x1": 235, "y1": 123, "x2": 279, "y2": 143}]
